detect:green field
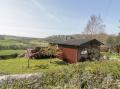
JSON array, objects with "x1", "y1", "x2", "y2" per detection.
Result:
[
  {"x1": 0, "y1": 58, "x2": 67, "y2": 74},
  {"x1": 0, "y1": 57, "x2": 119, "y2": 75},
  {"x1": 0, "y1": 38, "x2": 48, "y2": 48},
  {"x1": 0, "y1": 50, "x2": 119, "y2": 76},
  {"x1": 0, "y1": 39, "x2": 26, "y2": 46},
  {"x1": 0, "y1": 50, "x2": 25, "y2": 55}
]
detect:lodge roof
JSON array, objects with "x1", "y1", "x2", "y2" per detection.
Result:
[{"x1": 50, "y1": 39, "x2": 104, "y2": 47}]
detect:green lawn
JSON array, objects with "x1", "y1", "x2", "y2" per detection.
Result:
[
  {"x1": 0, "y1": 58, "x2": 67, "y2": 74},
  {"x1": 0, "y1": 50, "x2": 25, "y2": 55},
  {"x1": 0, "y1": 51, "x2": 120, "y2": 75},
  {"x1": 0, "y1": 57, "x2": 120, "y2": 76}
]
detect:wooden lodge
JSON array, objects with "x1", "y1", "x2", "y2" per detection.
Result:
[{"x1": 50, "y1": 39, "x2": 104, "y2": 63}]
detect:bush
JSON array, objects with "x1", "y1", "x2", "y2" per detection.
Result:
[
  {"x1": 0, "y1": 61, "x2": 120, "y2": 89},
  {"x1": 0, "y1": 71, "x2": 119, "y2": 89},
  {"x1": 42, "y1": 45, "x2": 62, "y2": 58},
  {"x1": 0, "y1": 53, "x2": 18, "y2": 59},
  {"x1": 26, "y1": 46, "x2": 62, "y2": 59},
  {"x1": 40, "y1": 61, "x2": 120, "y2": 88}
]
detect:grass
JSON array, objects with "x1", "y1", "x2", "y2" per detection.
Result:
[
  {"x1": 0, "y1": 50, "x2": 25, "y2": 55},
  {"x1": 101, "y1": 52, "x2": 120, "y2": 60},
  {"x1": 0, "y1": 57, "x2": 120, "y2": 75},
  {"x1": 0, "y1": 39, "x2": 48, "y2": 47},
  {"x1": 0, "y1": 39, "x2": 27, "y2": 46},
  {"x1": 0, "y1": 51, "x2": 119, "y2": 75},
  {"x1": 0, "y1": 58, "x2": 67, "y2": 74}
]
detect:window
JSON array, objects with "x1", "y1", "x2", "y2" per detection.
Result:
[{"x1": 81, "y1": 49, "x2": 88, "y2": 55}]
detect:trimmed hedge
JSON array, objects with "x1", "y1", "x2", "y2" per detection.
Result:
[{"x1": 0, "y1": 53, "x2": 18, "y2": 59}]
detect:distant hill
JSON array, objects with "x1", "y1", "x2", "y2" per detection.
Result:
[
  {"x1": 0, "y1": 33, "x2": 109, "y2": 50},
  {"x1": 0, "y1": 35, "x2": 48, "y2": 50},
  {"x1": 44, "y1": 35, "x2": 74, "y2": 43},
  {"x1": 45, "y1": 33, "x2": 109, "y2": 44},
  {"x1": 0, "y1": 35, "x2": 42, "y2": 40}
]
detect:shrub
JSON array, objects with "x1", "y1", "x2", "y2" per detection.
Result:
[
  {"x1": 26, "y1": 46, "x2": 62, "y2": 59},
  {"x1": 0, "y1": 61, "x2": 120, "y2": 89},
  {"x1": 0, "y1": 53, "x2": 18, "y2": 59}
]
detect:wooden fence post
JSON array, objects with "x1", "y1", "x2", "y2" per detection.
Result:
[{"x1": 28, "y1": 58, "x2": 30, "y2": 68}]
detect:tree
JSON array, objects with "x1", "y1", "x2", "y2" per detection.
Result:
[
  {"x1": 83, "y1": 15, "x2": 106, "y2": 39},
  {"x1": 44, "y1": 45, "x2": 62, "y2": 63},
  {"x1": 115, "y1": 32, "x2": 120, "y2": 45},
  {"x1": 107, "y1": 36, "x2": 116, "y2": 47}
]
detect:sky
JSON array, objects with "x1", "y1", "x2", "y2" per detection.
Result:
[{"x1": 0, "y1": 0, "x2": 120, "y2": 38}]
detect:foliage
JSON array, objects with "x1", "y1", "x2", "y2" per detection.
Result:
[
  {"x1": 106, "y1": 33, "x2": 120, "y2": 54},
  {"x1": 107, "y1": 35, "x2": 116, "y2": 51},
  {"x1": 43, "y1": 45, "x2": 62, "y2": 57},
  {"x1": 107, "y1": 33, "x2": 120, "y2": 48},
  {"x1": 0, "y1": 53, "x2": 18, "y2": 59},
  {"x1": 0, "y1": 50, "x2": 25, "y2": 59},
  {"x1": 116, "y1": 32, "x2": 120, "y2": 45},
  {"x1": 27, "y1": 46, "x2": 62, "y2": 59},
  {"x1": 0, "y1": 60, "x2": 120, "y2": 89},
  {"x1": 107, "y1": 36, "x2": 116, "y2": 45}
]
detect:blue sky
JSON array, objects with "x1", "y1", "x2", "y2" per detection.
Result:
[{"x1": 0, "y1": 0, "x2": 120, "y2": 38}]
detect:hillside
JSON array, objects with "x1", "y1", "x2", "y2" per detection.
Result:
[
  {"x1": 0, "y1": 35, "x2": 48, "y2": 50},
  {"x1": 45, "y1": 33, "x2": 109, "y2": 44},
  {"x1": 0, "y1": 33, "x2": 109, "y2": 50}
]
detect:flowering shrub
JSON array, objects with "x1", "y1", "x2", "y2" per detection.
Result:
[{"x1": 25, "y1": 46, "x2": 62, "y2": 59}]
